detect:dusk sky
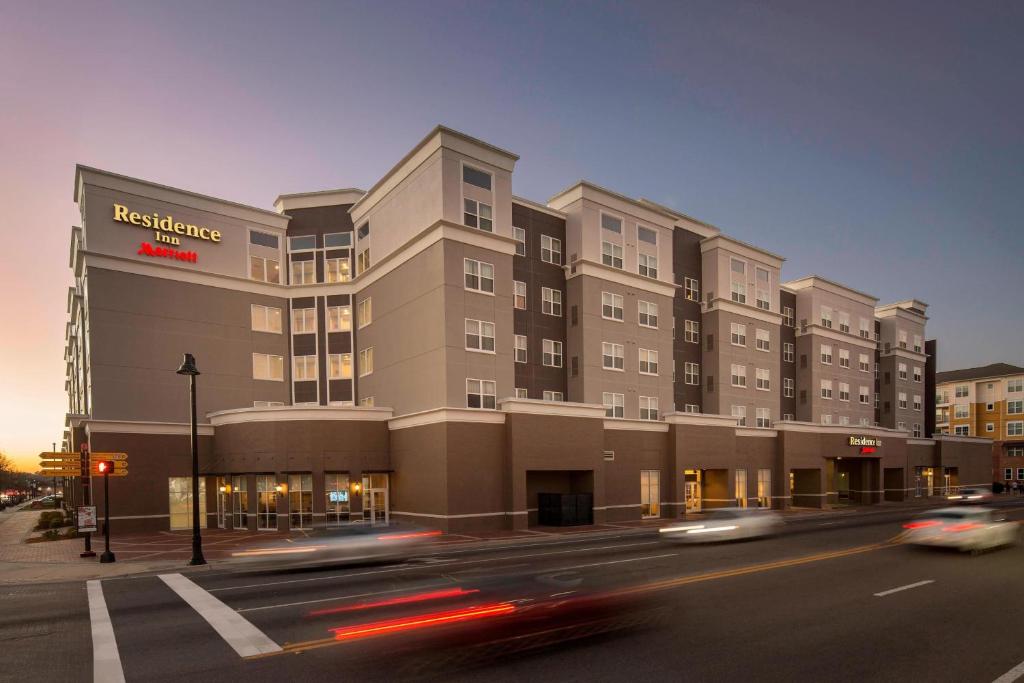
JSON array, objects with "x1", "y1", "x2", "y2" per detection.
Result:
[{"x1": 1, "y1": 1, "x2": 1021, "y2": 470}]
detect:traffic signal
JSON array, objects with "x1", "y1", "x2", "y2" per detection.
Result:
[{"x1": 96, "y1": 460, "x2": 114, "y2": 475}]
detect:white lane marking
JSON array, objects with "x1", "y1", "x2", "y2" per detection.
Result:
[
  {"x1": 158, "y1": 573, "x2": 282, "y2": 657},
  {"x1": 210, "y1": 541, "x2": 656, "y2": 593},
  {"x1": 552, "y1": 553, "x2": 678, "y2": 571},
  {"x1": 873, "y1": 580, "x2": 935, "y2": 597},
  {"x1": 237, "y1": 581, "x2": 452, "y2": 613},
  {"x1": 86, "y1": 580, "x2": 126, "y2": 683},
  {"x1": 992, "y1": 657, "x2": 1024, "y2": 683}
]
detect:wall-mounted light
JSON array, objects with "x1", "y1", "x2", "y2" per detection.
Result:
[
  {"x1": 219, "y1": 484, "x2": 231, "y2": 494},
  {"x1": 352, "y1": 481, "x2": 362, "y2": 494},
  {"x1": 275, "y1": 483, "x2": 287, "y2": 494}
]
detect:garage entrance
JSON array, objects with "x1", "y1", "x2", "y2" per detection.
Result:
[
  {"x1": 527, "y1": 470, "x2": 594, "y2": 527},
  {"x1": 833, "y1": 458, "x2": 880, "y2": 505}
]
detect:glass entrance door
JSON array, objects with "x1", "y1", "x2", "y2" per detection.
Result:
[
  {"x1": 757, "y1": 469, "x2": 772, "y2": 508},
  {"x1": 215, "y1": 477, "x2": 228, "y2": 529},
  {"x1": 684, "y1": 470, "x2": 702, "y2": 513},
  {"x1": 168, "y1": 477, "x2": 206, "y2": 531},
  {"x1": 362, "y1": 473, "x2": 389, "y2": 525},
  {"x1": 923, "y1": 468, "x2": 934, "y2": 497},
  {"x1": 735, "y1": 469, "x2": 748, "y2": 508},
  {"x1": 640, "y1": 470, "x2": 660, "y2": 518},
  {"x1": 256, "y1": 475, "x2": 277, "y2": 530}
]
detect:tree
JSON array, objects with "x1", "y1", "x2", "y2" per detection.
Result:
[{"x1": 0, "y1": 452, "x2": 13, "y2": 489}]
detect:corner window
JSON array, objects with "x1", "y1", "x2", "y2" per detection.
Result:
[
  {"x1": 513, "y1": 226, "x2": 526, "y2": 257},
  {"x1": 464, "y1": 258, "x2": 495, "y2": 294},
  {"x1": 467, "y1": 378, "x2": 497, "y2": 409}
]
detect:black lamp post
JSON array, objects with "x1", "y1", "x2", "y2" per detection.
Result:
[{"x1": 176, "y1": 353, "x2": 206, "y2": 566}]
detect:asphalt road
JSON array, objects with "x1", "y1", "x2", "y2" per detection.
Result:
[{"x1": 6, "y1": 501, "x2": 1024, "y2": 683}]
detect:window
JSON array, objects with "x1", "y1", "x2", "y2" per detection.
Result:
[
  {"x1": 820, "y1": 344, "x2": 833, "y2": 365},
  {"x1": 601, "y1": 241, "x2": 623, "y2": 269},
  {"x1": 954, "y1": 425, "x2": 970, "y2": 436},
  {"x1": 463, "y1": 198, "x2": 493, "y2": 232},
  {"x1": 515, "y1": 388, "x2": 528, "y2": 399},
  {"x1": 250, "y1": 230, "x2": 279, "y2": 249},
  {"x1": 466, "y1": 378, "x2": 497, "y2": 409},
  {"x1": 638, "y1": 301, "x2": 658, "y2": 328},
  {"x1": 603, "y1": 392, "x2": 624, "y2": 418},
  {"x1": 955, "y1": 384, "x2": 969, "y2": 398},
  {"x1": 1009, "y1": 378, "x2": 1024, "y2": 393},
  {"x1": 252, "y1": 353, "x2": 284, "y2": 381},
  {"x1": 514, "y1": 335, "x2": 527, "y2": 363},
  {"x1": 756, "y1": 407, "x2": 771, "y2": 428},
  {"x1": 464, "y1": 258, "x2": 495, "y2": 294},
  {"x1": 859, "y1": 318, "x2": 871, "y2": 339},
  {"x1": 730, "y1": 281, "x2": 746, "y2": 304},
  {"x1": 462, "y1": 165, "x2": 492, "y2": 190},
  {"x1": 756, "y1": 329, "x2": 770, "y2": 352},
  {"x1": 324, "y1": 232, "x2": 352, "y2": 249},
  {"x1": 543, "y1": 339, "x2": 563, "y2": 368},
  {"x1": 602, "y1": 342, "x2": 624, "y2": 371},
  {"x1": 249, "y1": 255, "x2": 281, "y2": 284},
  {"x1": 542, "y1": 287, "x2": 562, "y2": 316},
  {"x1": 541, "y1": 235, "x2": 562, "y2": 265},
  {"x1": 898, "y1": 330, "x2": 908, "y2": 349},
  {"x1": 821, "y1": 380, "x2": 833, "y2": 400},
  {"x1": 639, "y1": 349, "x2": 659, "y2": 375},
  {"x1": 731, "y1": 405, "x2": 747, "y2": 427},
  {"x1": 859, "y1": 353, "x2": 870, "y2": 372},
  {"x1": 325, "y1": 257, "x2": 351, "y2": 283},
  {"x1": 685, "y1": 404, "x2": 700, "y2": 414},
  {"x1": 913, "y1": 335, "x2": 922, "y2": 353},
  {"x1": 837, "y1": 349, "x2": 849, "y2": 369},
  {"x1": 821, "y1": 414, "x2": 833, "y2": 425},
  {"x1": 1006, "y1": 468, "x2": 1014, "y2": 481},
  {"x1": 512, "y1": 281, "x2": 527, "y2": 310},
  {"x1": 513, "y1": 227, "x2": 526, "y2": 256},
  {"x1": 602, "y1": 292, "x2": 624, "y2": 321},
  {"x1": 685, "y1": 362, "x2": 699, "y2": 385},
  {"x1": 859, "y1": 386, "x2": 870, "y2": 404},
  {"x1": 731, "y1": 323, "x2": 747, "y2": 346},
  {"x1": 838, "y1": 312, "x2": 850, "y2": 334},
  {"x1": 913, "y1": 395, "x2": 922, "y2": 411},
  {"x1": 601, "y1": 213, "x2": 622, "y2": 233},
  {"x1": 357, "y1": 298, "x2": 372, "y2": 328},
  {"x1": 358, "y1": 347, "x2": 373, "y2": 376},
  {"x1": 465, "y1": 319, "x2": 496, "y2": 352},
  {"x1": 756, "y1": 368, "x2": 770, "y2": 391},
  {"x1": 639, "y1": 396, "x2": 659, "y2": 421},
  {"x1": 839, "y1": 416, "x2": 849, "y2": 426},
  {"x1": 1011, "y1": 446, "x2": 1024, "y2": 457},
  {"x1": 898, "y1": 392, "x2": 908, "y2": 409},
  {"x1": 637, "y1": 226, "x2": 657, "y2": 245},
  {"x1": 820, "y1": 306, "x2": 833, "y2": 329},
  {"x1": 898, "y1": 363, "x2": 908, "y2": 380},
  {"x1": 356, "y1": 249, "x2": 371, "y2": 275},
  {"x1": 640, "y1": 470, "x2": 660, "y2": 518},
  {"x1": 293, "y1": 355, "x2": 317, "y2": 381},
  {"x1": 783, "y1": 342, "x2": 794, "y2": 363},
  {"x1": 327, "y1": 305, "x2": 351, "y2": 332},
  {"x1": 986, "y1": 402, "x2": 996, "y2": 412},
  {"x1": 986, "y1": 423, "x2": 995, "y2": 433},
  {"x1": 250, "y1": 304, "x2": 282, "y2": 333},
  {"x1": 684, "y1": 277, "x2": 699, "y2": 302},
  {"x1": 783, "y1": 377, "x2": 794, "y2": 398},
  {"x1": 731, "y1": 364, "x2": 747, "y2": 388},
  {"x1": 1009, "y1": 422, "x2": 1024, "y2": 437},
  {"x1": 324, "y1": 473, "x2": 350, "y2": 526},
  {"x1": 328, "y1": 353, "x2": 352, "y2": 379},
  {"x1": 839, "y1": 382, "x2": 850, "y2": 402},
  {"x1": 1008, "y1": 400, "x2": 1023, "y2": 415},
  {"x1": 755, "y1": 267, "x2": 770, "y2": 310},
  {"x1": 954, "y1": 403, "x2": 969, "y2": 419},
  {"x1": 290, "y1": 259, "x2": 315, "y2": 285},
  {"x1": 913, "y1": 366, "x2": 922, "y2": 383},
  {"x1": 782, "y1": 306, "x2": 794, "y2": 327},
  {"x1": 638, "y1": 253, "x2": 658, "y2": 279},
  {"x1": 684, "y1": 319, "x2": 699, "y2": 343},
  {"x1": 169, "y1": 477, "x2": 207, "y2": 531},
  {"x1": 292, "y1": 307, "x2": 316, "y2": 334}
]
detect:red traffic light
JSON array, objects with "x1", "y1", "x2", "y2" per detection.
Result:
[{"x1": 96, "y1": 460, "x2": 114, "y2": 474}]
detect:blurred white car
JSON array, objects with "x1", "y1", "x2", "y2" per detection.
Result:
[
  {"x1": 946, "y1": 487, "x2": 993, "y2": 504},
  {"x1": 903, "y1": 507, "x2": 1018, "y2": 553},
  {"x1": 229, "y1": 524, "x2": 440, "y2": 568},
  {"x1": 659, "y1": 508, "x2": 783, "y2": 543}
]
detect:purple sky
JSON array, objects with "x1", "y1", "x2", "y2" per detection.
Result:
[{"x1": 1, "y1": 1, "x2": 1021, "y2": 470}]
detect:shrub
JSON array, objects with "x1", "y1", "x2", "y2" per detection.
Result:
[
  {"x1": 63, "y1": 528, "x2": 79, "y2": 538},
  {"x1": 42, "y1": 529, "x2": 61, "y2": 540},
  {"x1": 49, "y1": 517, "x2": 66, "y2": 529}
]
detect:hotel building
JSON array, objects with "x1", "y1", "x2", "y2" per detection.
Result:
[
  {"x1": 61, "y1": 125, "x2": 991, "y2": 533},
  {"x1": 935, "y1": 363, "x2": 1024, "y2": 485}
]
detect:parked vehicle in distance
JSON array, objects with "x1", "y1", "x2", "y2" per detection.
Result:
[
  {"x1": 659, "y1": 508, "x2": 784, "y2": 543},
  {"x1": 228, "y1": 523, "x2": 440, "y2": 568},
  {"x1": 903, "y1": 507, "x2": 1018, "y2": 553},
  {"x1": 947, "y1": 487, "x2": 993, "y2": 504}
]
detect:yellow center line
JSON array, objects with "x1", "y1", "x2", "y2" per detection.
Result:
[{"x1": 244, "y1": 535, "x2": 903, "y2": 660}]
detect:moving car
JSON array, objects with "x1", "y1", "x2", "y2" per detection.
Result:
[
  {"x1": 903, "y1": 507, "x2": 1018, "y2": 553},
  {"x1": 229, "y1": 523, "x2": 440, "y2": 568},
  {"x1": 947, "y1": 487, "x2": 993, "y2": 504},
  {"x1": 659, "y1": 508, "x2": 784, "y2": 543}
]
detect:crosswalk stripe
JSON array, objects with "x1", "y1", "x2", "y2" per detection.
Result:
[
  {"x1": 158, "y1": 573, "x2": 282, "y2": 657},
  {"x1": 87, "y1": 580, "x2": 126, "y2": 683}
]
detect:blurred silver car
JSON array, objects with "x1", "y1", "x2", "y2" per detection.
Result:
[
  {"x1": 903, "y1": 507, "x2": 1018, "y2": 553},
  {"x1": 946, "y1": 487, "x2": 993, "y2": 504},
  {"x1": 229, "y1": 524, "x2": 440, "y2": 567},
  {"x1": 659, "y1": 508, "x2": 783, "y2": 543}
]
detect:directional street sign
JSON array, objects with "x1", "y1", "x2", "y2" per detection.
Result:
[
  {"x1": 41, "y1": 471, "x2": 84, "y2": 477},
  {"x1": 89, "y1": 453, "x2": 128, "y2": 461}
]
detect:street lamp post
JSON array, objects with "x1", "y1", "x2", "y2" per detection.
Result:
[{"x1": 176, "y1": 353, "x2": 206, "y2": 566}]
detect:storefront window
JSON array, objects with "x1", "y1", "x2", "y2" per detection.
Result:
[
  {"x1": 168, "y1": 477, "x2": 206, "y2": 531},
  {"x1": 325, "y1": 473, "x2": 350, "y2": 526},
  {"x1": 640, "y1": 470, "x2": 660, "y2": 518},
  {"x1": 231, "y1": 476, "x2": 248, "y2": 529},
  {"x1": 757, "y1": 469, "x2": 772, "y2": 507},
  {"x1": 256, "y1": 475, "x2": 277, "y2": 530},
  {"x1": 288, "y1": 474, "x2": 313, "y2": 529}
]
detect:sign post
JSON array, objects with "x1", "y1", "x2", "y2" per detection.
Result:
[
  {"x1": 80, "y1": 443, "x2": 95, "y2": 558},
  {"x1": 77, "y1": 505, "x2": 97, "y2": 533}
]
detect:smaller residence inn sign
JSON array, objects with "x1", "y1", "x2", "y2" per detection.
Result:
[{"x1": 114, "y1": 202, "x2": 222, "y2": 264}]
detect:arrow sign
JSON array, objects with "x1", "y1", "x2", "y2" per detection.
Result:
[
  {"x1": 39, "y1": 452, "x2": 78, "y2": 459},
  {"x1": 40, "y1": 470, "x2": 83, "y2": 477},
  {"x1": 89, "y1": 453, "x2": 128, "y2": 461}
]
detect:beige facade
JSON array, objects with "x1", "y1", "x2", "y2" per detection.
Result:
[{"x1": 875, "y1": 301, "x2": 928, "y2": 433}]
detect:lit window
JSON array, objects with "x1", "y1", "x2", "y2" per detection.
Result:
[
  {"x1": 358, "y1": 347, "x2": 373, "y2": 376},
  {"x1": 325, "y1": 258, "x2": 351, "y2": 283},
  {"x1": 293, "y1": 355, "x2": 317, "y2": 381},
  {"x1": 249, "y1": 256, "x2": 280, "y2": 284},
  {"x1": 292, "y1": 307, "x2": 316, "y2": 334},
  {"x1": 250, "y1": 304, "x2": 282, "y2": 333},
  {"x1": 357, "y1": 298, "x2": 372, "y2": 328},
  {"x1": 252, "y1": 353, "x2": 284, "y2": 381},
  {"x1": 328, "y1": 353, "x2": 352, "y2": 380},
  {"x1": 290, "y1": 259, "x2": 315, "y2": 285},
  {"x1": 327, "y1": 305, "x2": 351, "y2": 332}
]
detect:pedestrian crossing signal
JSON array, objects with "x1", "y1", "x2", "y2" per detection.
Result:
[{"x1": 96, "y1": 460, "x2": 114, "y2": 475}]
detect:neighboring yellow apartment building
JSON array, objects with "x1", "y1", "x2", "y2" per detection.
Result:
[{"x1": 936, "y1": 363, "x2": 1024, "y2": 484}]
